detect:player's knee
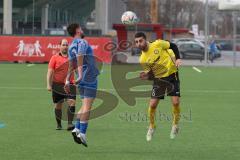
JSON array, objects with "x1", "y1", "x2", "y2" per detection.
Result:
[
  {"x1": 172, "y1": 101, "x2": 180, "y2": 107},
  {"x1": 55, "y1": 103, "x2": 62, "y2": 110},
  {"x1": 172, "y1": 97, "x2": 180, "y2": 107},
  {"x1": 68, "y1": 99, "x2": 76, "y2": 106},
  {"x1": 82, "y1": 105, "x2": 92, "y2": 112},
  {"x1": 78, "y1": 106, "x2": 91, "y2": 115},
  {"x1": 149, "y1": 102, "x2": 158, "y2": 109}
]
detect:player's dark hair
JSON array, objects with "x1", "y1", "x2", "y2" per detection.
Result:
[
  {"x1": 67, "y1": 23, "x2": 80, "y2": 37},
  {"x1": 135, "y1": 32, "x2": 146, "y2": 40}
]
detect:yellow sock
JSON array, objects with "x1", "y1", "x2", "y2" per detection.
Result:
[
  {"x1": 148, "y1": 107, "x2": 156, "y2": 129},
  {"x1": 172, "y1": 106, "x2": 181, "y2": 126}
]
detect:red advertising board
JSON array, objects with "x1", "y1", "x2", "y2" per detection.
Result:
[{"x1": 0, "y1": 36, "x2": 112, "y2": 63}]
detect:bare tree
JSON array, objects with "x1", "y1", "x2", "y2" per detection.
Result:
[{"x1": 125, "y1": 0, "x2": 235, "y2": 37}]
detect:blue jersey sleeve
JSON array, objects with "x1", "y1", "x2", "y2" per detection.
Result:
[{"x1": 77, "y1": 40, "x2": 88, "y2": 55}]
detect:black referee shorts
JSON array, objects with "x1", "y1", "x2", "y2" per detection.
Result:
[
  {"x1": 52, "y1": 82, "x2": 76, "y2": 104},
  {"x1": 151, "y1": 72, "x2": 180, "y2": 99}
]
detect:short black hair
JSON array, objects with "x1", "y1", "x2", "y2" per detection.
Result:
[
  {"x1": 67, "y1": 23, "x2": 80, "y2": 37},
  {"x1": 135, "y1": 32, "x2": 146, "y2": 39}
]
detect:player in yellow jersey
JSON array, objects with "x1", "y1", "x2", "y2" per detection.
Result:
[{"x1": 134, "y1": 32, "x2": 182, "y2": 141}]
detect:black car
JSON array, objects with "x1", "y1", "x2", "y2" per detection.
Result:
[{"x1": 178, "y1": 42, "x2": 221, "y2": 61}]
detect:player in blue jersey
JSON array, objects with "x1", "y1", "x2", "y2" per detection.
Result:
[{"x1": 64, "y1": 23, "x2": 99, "y2": 147}]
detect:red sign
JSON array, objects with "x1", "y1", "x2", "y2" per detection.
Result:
[{"x1": 0, "y1": 36, "x2": 112, "y2": 63}]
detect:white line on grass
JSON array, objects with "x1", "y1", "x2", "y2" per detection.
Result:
[
  {"x1": 27, "y1": 64, "x2": 36, "y2": 67},
  {"x1": 192, "y1": 66, "x2": 202, "y2": 73}
]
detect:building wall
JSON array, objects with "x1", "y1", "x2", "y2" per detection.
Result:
[
  {"x1": 0, "y1": 0, "x2": 126, "y2": 35},
  {"x1": 0, "y1": 0, "x2": 95, "y2": 35}
]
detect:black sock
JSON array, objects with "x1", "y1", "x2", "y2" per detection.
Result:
[
  {"x1": 68, "y1": 106, "x2": 75, "y2": 125},
  {"x1": 55, "y1": 108, "x2": 62, "y2": 126}
]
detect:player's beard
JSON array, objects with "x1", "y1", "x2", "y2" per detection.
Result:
[
  {"x1": 61, "y1": 50, "x2": 68, "y2": 55},
  {"x1": 81, "y1": 34, "x2": 85, "y2": 39},
  {"x1": 140, "y1": 43, "x2": 148, "y2": 51}
]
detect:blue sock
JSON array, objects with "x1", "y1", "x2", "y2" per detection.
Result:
[
  {"x1": 75, "y1": 119, "x2": 80, "y2": 129},
  {"x1": 80, "y1": 121, "x2": 88, "y2": 134}
]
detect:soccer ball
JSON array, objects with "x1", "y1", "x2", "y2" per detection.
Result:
[{"x1": 121, "y1": 11, "x2": 139, "y2": 25}]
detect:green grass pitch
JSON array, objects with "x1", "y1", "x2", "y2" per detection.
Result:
[{"x1": 0, "y1": 64, "x2": 240, "y2": 160}]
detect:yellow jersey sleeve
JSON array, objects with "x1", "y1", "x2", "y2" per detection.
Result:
[{"x1": 154, "y1": 40, "x2": 170, "y2": 50}]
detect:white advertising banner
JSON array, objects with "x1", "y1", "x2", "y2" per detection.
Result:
[{"x1": 219, "y1": 0, "x2": 240, "y2": 10}]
